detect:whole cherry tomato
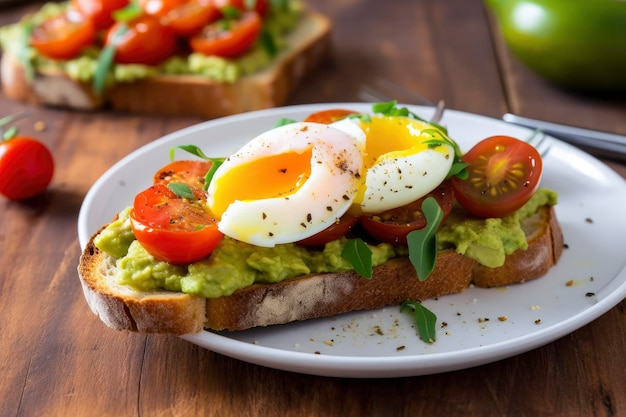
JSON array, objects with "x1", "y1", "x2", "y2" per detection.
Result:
[
  {"x1": 0, "y1": 136, "x2": 54, "y2": 201},
  {"x1": 106, "y1": 14, "x2": 177, "y2": 65},
  {"x1": 130, "y1": 184, "x2": 223, "y2": 264},
  {"x1": 189, "y1": 11, "x2": 261, "y2": 58},
  {"x1": 30, "y1": 10, "x2": 96, "y2": 60},
  {"x1": 72, "y1": 0, "x2": 130, "y2": 31},
  {"x1": 451, "y1": 135, "x2": 543, "y2": 218}
]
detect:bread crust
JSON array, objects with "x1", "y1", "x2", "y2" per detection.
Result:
[
  {"x1": 1, "y1": 11, "x2": 331, "y2": 118},
  {"x1": 77, "y1": 206, "x2": 564, "y2": 334}
]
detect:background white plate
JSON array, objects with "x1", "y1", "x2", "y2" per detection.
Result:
[{"x1": 78, "y1": 103, "x2": 626, "y2": 378}]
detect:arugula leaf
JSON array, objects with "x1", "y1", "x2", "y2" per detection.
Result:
[
  {"x1": 19, "y1": 22, "x2": 35, "y2": 81},
  {"x1": 406, "y1": 197, "x2": 444, "y2": 281},
  {"x1": 167, "y1": 182, "x2": 196, "y2": 199},
  {"x1": 93, "y1": 24, "x2": 128, "y2": 94},
  {"x1": 401, "y1": 300, "x2": 437, "y2": 343},
  {"x1": 273, "y1": 118, "x2": 297, "y2": 128},
  {"x1": 341, "y1": 238, "x2": 373, "y2": 279},
  {"x1": 169, "y1": 144, "x2": 225, "y2": 191}
]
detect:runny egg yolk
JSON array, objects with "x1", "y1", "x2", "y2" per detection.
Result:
[
  {"x1": 360, "y1": 116, "x2": 434, "y2": 168},
  {"x1": 332, "y1": 115, "x2": 454, "y2": 214},
  {"x1": 209, "y1": 149, "x2": 312, "y2": 218}
]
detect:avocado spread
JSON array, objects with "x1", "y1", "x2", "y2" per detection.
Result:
[
  {"x1": 0, "y1": 1, "x2": 303, "y2": 85},
  {"x1": 93, "y1": 189, "x2": 557, "y2": 298}
]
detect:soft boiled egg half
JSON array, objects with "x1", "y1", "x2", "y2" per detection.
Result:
[
  {"x1": 331, "y1": 115, "x2": 454, "y2": 213},
  {"x1": 207, "y1": 122, "x2": 363, "y2": 247},
  {"x1": 207, "y1": 114, "x2": 454, "y2": 247}
]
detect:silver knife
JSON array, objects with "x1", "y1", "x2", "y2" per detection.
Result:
[{"x1": 503, "y1": 113, "x2": 626, "y2": 162}]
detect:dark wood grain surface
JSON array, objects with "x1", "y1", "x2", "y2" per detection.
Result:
[{"x1": 1, "y1": 1, "x2": 624, "y2": 416}]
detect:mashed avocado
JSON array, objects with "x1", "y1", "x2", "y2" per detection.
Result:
[
  {"x1": 437, "y1": 189, "x2": 558, "y2": 267},
  {"x1": 0, "y1": 1, "x2": 302, "y2": 85},
  {"x1": 94, "y1": 189, "x2": 557, "y2": 298}
]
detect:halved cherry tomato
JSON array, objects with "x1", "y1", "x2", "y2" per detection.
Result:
[
  {"x1": 139, "y1": 0, "x2": 220, "y2": 36},
  {"x1": 359, "y1": 180, "x2": 455, "y2": 245},
  {"x1": 130, "y1": 184, "x2": 223, "y2": 264},
  {"x1": 72, "y1": 0, "x2": 130, "y2": 31},
  {"x1": 296, "y1": 213, "x2": 358, "y2": 248},
  {"x1": 106, "y1": 14, "x2": 177, "y2": 65},
  {"x1": 304, "y1": 109, "x2": 358, "y2": 124},
  {"x1": 153, "y1": 160, "x2": 212, "y2": 189},
  {"x1": 30, "y1": 10, "x2": 96, "y2": 60},
  {"x1": 0, "y1": 136, "x2": 54, "y2": 201},
  {"x1": 451, "y1": 135, "x2": 542, "y2": 218},
  {"x1": 213, "y1": 0, "x2": 269, "y2": 18},
  {"x1": 189, "y1": 11, "x2": 261, "y2": 58}
]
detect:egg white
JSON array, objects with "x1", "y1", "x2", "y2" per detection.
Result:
[
  {"x1": 207, "y1": 122, "x2": 363, "y2": 247},
  {"x1": 331, "y1": 116, "x2": 454, "y2": 213}
]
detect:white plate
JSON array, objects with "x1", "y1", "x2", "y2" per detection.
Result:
[{"x1": 78, "y1": 103, "x2": 626, "y2": 378}]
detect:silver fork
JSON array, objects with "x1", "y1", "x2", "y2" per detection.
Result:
[
  {"x1": 358, "y1": 79, "x2": 551, "y2": 157},
  {"x1": 358, "y1": 79, "x2": 446, "y2": 124}
]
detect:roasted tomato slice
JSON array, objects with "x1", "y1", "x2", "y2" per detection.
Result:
[
  {"x1": 30, "y1": 10, "x2": 96, "y2": 60},
  {"x1": 106, "y1": 14, "x2": 177, "y2": 65},
  {"x1": 296, "y1": 213, "x2": 358, "y2": 247},
  {"x1": 451, "y1": 135, "x2": 543, "y2": 218},
  {"x1": 72, "y1": 0, "x2": 130, "y2": 31},
  {"x1": 153, "y1": 160, "x2": 212, "y2": 189},
  {"x1": 359, "y1": 180, "x2": 455, "y2": 245},
  {"x1": 189, "y1": 11, "x2": 261, "y2": 58},
  {"x1": 130, "y1": 184, "x2": 223, "y2": 264},
  {"x1": 303, "y1": 109, "x2": 358, "y2": 124}
]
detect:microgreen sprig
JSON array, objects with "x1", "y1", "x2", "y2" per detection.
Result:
[{"x1": 169, "y1": 144, "x2": 224, "y2": 191}]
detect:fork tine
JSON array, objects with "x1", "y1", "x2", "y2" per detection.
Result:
[
  {"x1": 373, "y1": 78, "x2": 435, "y2": 107},
  {"x1": 357, "y1": 85, "x2": 392, "y2": 103},
  {"x1": 358, "y1": 80, "x2": 445, "y2": 124},
  {"x1": 525, "y1": 129, "x2": 551, "y2": 157}
]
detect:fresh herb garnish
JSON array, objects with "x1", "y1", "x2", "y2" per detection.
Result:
[
  {"x1": 341, "y1": 238, "x2": 374, "y2": 279},
  {"x1": 19, "y1": 22, "x2": 35, "y2": 81},
  {"x1": 167, "y1": 182, "x2": 196, "y2": 199},
  {"x1": 421, "y1": 128, "x2": 469, "y2": 179},
  {"x1": 93, "y1": 24, "x2": 128, "y2": 94},
  {"x1": 170, "y1": 144, "x2": 225, "y2": 191},
  {"x1": 401, "y1": 300, "x2": 437, "y2": 343},
  {"x1": 273, "y1": 118, "x2": 297, "y2": 128},
  {"x1": 406, "y1": 197, "x2": 444, "y2": 281}
]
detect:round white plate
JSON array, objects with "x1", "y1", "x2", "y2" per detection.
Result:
[{"x1": 78, "y1": 103, "x2": 626, "y2": 378}]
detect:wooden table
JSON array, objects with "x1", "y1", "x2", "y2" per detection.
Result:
[{"x1": 1, "y1": 1, "x2": 625, "y2": 416}]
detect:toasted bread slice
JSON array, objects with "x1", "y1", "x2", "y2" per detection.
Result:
[
  {"x1": 77, "y1": 206, "x2": 564, "y2": 334},
  {"x1": 1, "y1": 11, "x2": 331, "y2": 118}
]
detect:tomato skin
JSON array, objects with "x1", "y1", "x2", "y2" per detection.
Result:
[
  {"x1": 359, "y1": 180, "x2": 454, "y2": 245},
  {"x1": 296, "y1": 214, "x2": 358, "y2": 248},
  {"x1": 106, "y1": 15, "x2": 177, "y2": 65},
  {"x1": 304, "y1": 109, "x2": 358, "y2": 124},
  {"x1": 213, "y1": 0, "x2": 269, "y2": 18},
  {"x1": 30, "y1": 10, "x2": 96, "y2": 60},
  {"x1": 189, "y1": 11, "x2": 261, "y2": 58},
  {"x1": 139, "y1": 0, "x2": 220, "y2": 36},
  {"x1": 72, "y1": 0, "x2": 130, "y2": 31},
  {"x1": 451, "y1": 135, "x2": 543, "y2": 218},
  {"x1": 153, "y1": 160, "x2": 212, "y2": 189},
  {"x1": 0, "y1": 137, "x2": 54, "y2": 201},
  {"x1": 130, "y1": 184, "x2": 223, "y2": 264}
]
